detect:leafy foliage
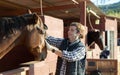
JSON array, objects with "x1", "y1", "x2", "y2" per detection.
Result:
[{"x1": 99, "y1": 2, "x2": 120, "y2": 18}]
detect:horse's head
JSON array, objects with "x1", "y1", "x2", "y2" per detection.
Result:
[
  {"x1": 0, "y1": 13, "x2": 48, "y2": 72},
  {"x1": 23, "y1": 13, "x2": 47, "y2": 61},
  {"x1": 0, "y1": 13, "x2": 47, "y2": 61},
  {"x1": 87, "y1": 31, "x2": 104, "y2": 50}
]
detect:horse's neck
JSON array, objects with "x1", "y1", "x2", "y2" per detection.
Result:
[{"x1": 0, "y1": 30, "x2": 23, "y2": 59}]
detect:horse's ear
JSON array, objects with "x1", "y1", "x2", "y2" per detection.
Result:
[
  {"x1": 34, "y1": 13, "x2": 40, "y2": 23},
  {"x1": 34, "y1": 13, "x2": 43, "y2": 26},
  {"x1": 28, "y1": 9, "x2": 32, "y2": 14}
]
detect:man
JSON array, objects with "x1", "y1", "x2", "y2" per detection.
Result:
[{"x1": 46, "y1": 22, "x2": 86, "y2": 75}]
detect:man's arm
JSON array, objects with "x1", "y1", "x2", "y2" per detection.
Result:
[{"x1": 46, "y1": 36, "x2": 63, "y2": 48}]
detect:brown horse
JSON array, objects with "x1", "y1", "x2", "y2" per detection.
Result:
[
  {"x1": 0, "y1": 13, "x2": 47, "y2": 72},
  {"x1": 87, "y1": 31, "x2": 104, "y2": 50}
]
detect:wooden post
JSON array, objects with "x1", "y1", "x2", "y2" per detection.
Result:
[
  {"x1": 79, "y1": 1, "x2": 86, "y2": 26},
  {"x1": 79, "y1": 1, "x2": 87, "y2": 45}
]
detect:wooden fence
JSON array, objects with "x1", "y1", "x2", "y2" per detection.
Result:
[
  {"x1": 0, "y1": 61, "x2": 54, "y2": 75},
  {"x1": 0, "y1": 59, "x2": 118, "y2": 75},
  {"x1": 86, "y1": 59, "x2": 118, "y2": 75},
  {"x1": 0, "y1": 67, "x2": 29, "y2": 75}
]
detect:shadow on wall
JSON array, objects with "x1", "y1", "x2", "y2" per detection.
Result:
[{"x1": 0, "y1": 45, "x2": 34, "y2": 72}]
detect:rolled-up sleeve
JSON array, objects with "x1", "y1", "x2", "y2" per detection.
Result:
[
  {"x1": 46, "y1": 36, "x2": 63, "y2": 48},
  {"x1": 62, "y1": 46, "x2": 85, "y2": 62}
]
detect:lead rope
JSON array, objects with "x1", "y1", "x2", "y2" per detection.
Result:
[
  {"x1": 88, "y1": 13, "x2": 94, "y2": 31},
  {"x1": 39, "y1": 0, "x2": 51, "y2": 75},
  {"x1": 40, "y1": 0, "x2": 43, "y2": 16}
]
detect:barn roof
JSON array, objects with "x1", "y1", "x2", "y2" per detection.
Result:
[{"x1": 0, "y1": 0, "x2": 105, "y2": 19}]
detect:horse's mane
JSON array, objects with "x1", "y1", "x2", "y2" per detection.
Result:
[{"x1": 0, "y1": 14, "x2": 37, "y2": 37}]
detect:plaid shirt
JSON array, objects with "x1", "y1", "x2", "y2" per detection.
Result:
[{"x1": 46, "y1": 36, "x2": 86, "y2": 75}]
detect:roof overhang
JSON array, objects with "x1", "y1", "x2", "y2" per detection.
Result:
[{"x1": 0, "y1": 0, "x2": 105, "y2": 19}]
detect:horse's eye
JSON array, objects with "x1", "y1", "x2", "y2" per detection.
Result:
[{"x1": 36, "y1": 27, "x2": 44, "y2": 34}]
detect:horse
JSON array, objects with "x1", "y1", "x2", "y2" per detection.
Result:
[
  {"x1": 87, "y1": 31, "x2": 104, "y2": 50},
  {"x1": 87, "y1": 31, "x2": 110, "y2": 56},
  {"x1": 0, "y1": 13, "x2": 47, "y2": 72}
]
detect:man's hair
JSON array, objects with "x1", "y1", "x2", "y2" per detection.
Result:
[{"x1": 70, "y1": 22, "x2": 85, "y2": 38}]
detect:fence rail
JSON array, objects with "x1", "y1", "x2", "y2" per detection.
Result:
[
  {"x1": 0, "y1": 67, "x2": 29, "y2": 75},
  {"x1": 0, "y1": 59, "x2": 119, "y2": 75}
]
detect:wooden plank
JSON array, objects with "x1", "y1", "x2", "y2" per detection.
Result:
[
  {"x1": 5, "y1": 0, "x2": 39, "y2": 8},
  {"x1": 0, "y1": 67, "x2": 29, "y2": 75},
  {"x1": 0, "y1": 3, "x2": 78, "y2": 16},
  {"x1": 43, "y1": 4, "x2": 77, "y2": 11},
  {"x1": 86, "y1": 59, "x2": 118, "y2": 75},
  {"x1": 0, "y1": 0, "x2": 26, "y2": 9}
]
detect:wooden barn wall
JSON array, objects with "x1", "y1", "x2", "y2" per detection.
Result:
[
  {"x1": 105, "y1": 18, "x2": 117, "y2": 59},
  {"x1": 42, "y1": 15, "x2": 63, "y2": 75}
]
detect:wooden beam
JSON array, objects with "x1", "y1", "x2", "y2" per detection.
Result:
[
  {"x1": 0, "y1": 3, "x2": 80, "y2": 16},
  {"x1": 79, "y1": 1, "x2": 86, "y2": 26},
  {"x1": 0, "y1": 10, "x2": 28, "y2": 16},
  {"x1": 5, "y1": 0, "x2": 37, "y2": 8},
  {"x1": 0, "y1": 0, "x2": 27, "y2": 9},
  {"x1": 0, "y1": 8, "x2": 43, "y2": 16},
  {"x1": 43, "y1": 4, "x2": 78, "y2": 11}
]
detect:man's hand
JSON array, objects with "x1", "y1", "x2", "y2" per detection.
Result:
[
  {"x1": 45, "y1": 40, "x2": 59, "y2": 51},
  {"x1": 45, "y1": 40, "x2": 62, "y2": 57}
]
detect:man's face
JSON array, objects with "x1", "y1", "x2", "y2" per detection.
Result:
[{"x1": 68, "y1": 26, "x2": 79, "y2": 39}]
